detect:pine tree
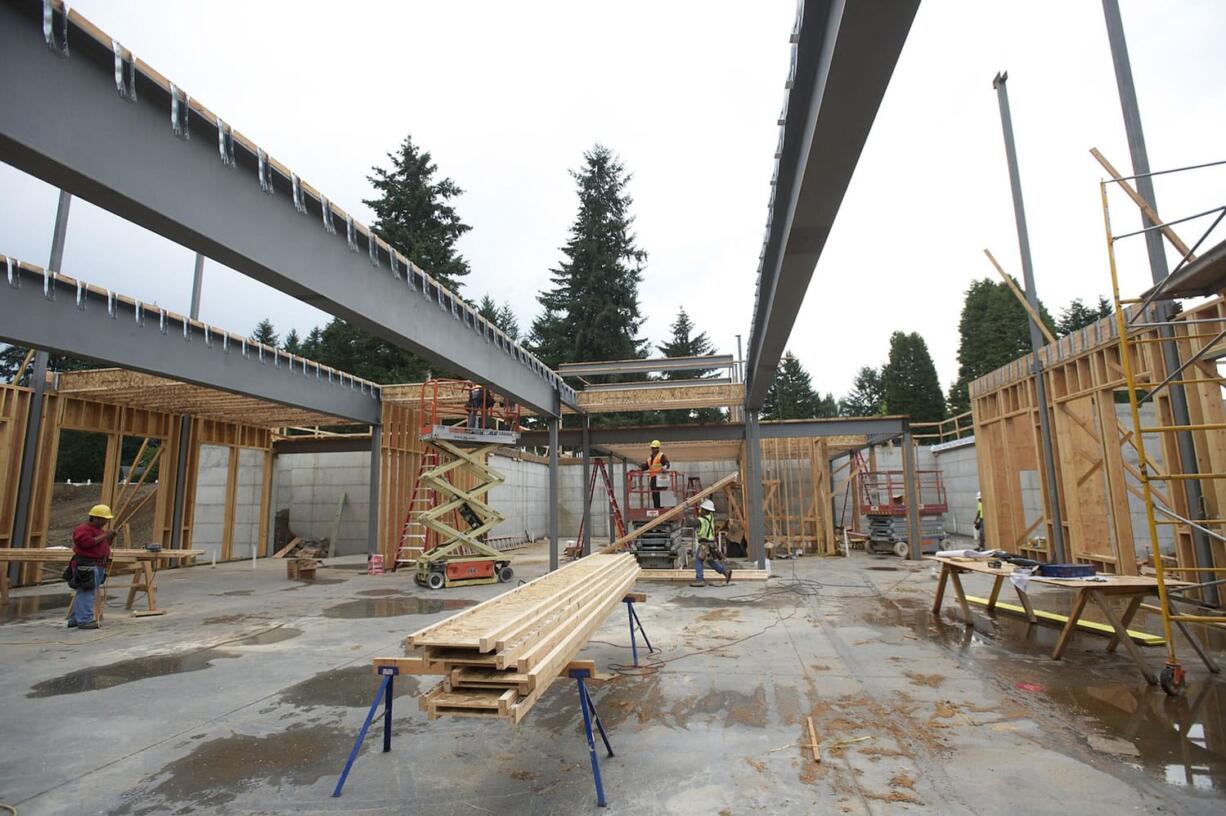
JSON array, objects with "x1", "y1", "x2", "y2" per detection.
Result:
[
  {"x1": 529, "y1": 145, "x2": 647, "y2": 371},
  {"x1": 762, "y1": 352, "x2": 819, "y2": 420},
  {"x1": 282, "y1": 329, "x2": 301, "y2": 354},
  {"x1": 1057, "y1": 296, "x2": 1114, "y2": 336},
  {"x1": 946, "y1": 278, "x2": 1056, "y2": 414},
  {"x1": 251, "y1": 318, "x2": 278, "y2": 347},
  {"x1": 296, "y1": 318, "x2": 431, "y2": 384},
  {"x1": 364, "y1": 134, "x2": 471, "y2": 292},
  {"x1": 881, "y1": 331, "x2": 945, "y2": 422},
  {"x1": 0, "y1": 345, "x2": 95, "y2": 385},
  {"x1": 478, "y1": 294, "x2": 521, "y2": 340},
  {"x1": 657, "y1": 307, "x2": 721, "y2": 423},
  {"x1": 841, "y1": 366, "x2": 884, "y2": 416}
]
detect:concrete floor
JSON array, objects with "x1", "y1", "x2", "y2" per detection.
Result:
[{"x1": 1, "y1": 543, "x2": 1224, "y2": 815}]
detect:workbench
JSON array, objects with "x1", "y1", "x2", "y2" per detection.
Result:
[
  {"x1": 927, "y1": 555, "x2": 1216, "y2": 685},
  {"x1": 0, "y1": 547, "x2": 204, "y2": 617}
]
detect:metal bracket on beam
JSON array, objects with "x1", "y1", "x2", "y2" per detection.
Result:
[
  {"x1": 42, "y1": 267, "x2": 55, "y2": 300},
  {"x1": 257, "y1": 148, "x2": 273, "y2": 194},
  {"x1": 320, "y1": 195, "x2": 335, "y2": 234},
  {"x1": 389, "y1": 249, "x2": 401, "y2": 281},
  {"x1": 216, "y1": 116, "x2": 234, "y2": 166},
  {"x1": 345, "y1": 214, "x2": 358, "y2": 251},
  {"x1": 44, "y1": 0, "x2": 68, "y2": 57},
  {"x1": 291, "y1": 173, "x2": 307, "y2": 214},
  {"x1": 182, "y1": 317, "x2": 189, "y2": 342},
  {"x1": 106, "y1": 289, "x2": 115, "y2": 318},
  {"x1": 6, "y1": 257, "x2": 17, "y2": 289},
  {"x1": 368, "y1": 234, "x2": 379, "y2": 267},
  {"x1": 158, "y1": 307, "x2": 167, "y2": 335},
  {"x1": 133, "y1": 299, "x2": 143, "y2": 326},
  {"x1": 170, "y1": 83, "x2": 190, "y2": 139},
  {"x1": 111, "y1": 40, "x2": 136, "y2": 101}
]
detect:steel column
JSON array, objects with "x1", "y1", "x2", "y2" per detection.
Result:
[
  {"x1": 621, "y1": 456, "x2": 631, "y2": 533},
  {"x1": 10, "y1": 190, "x2": 70, "y2": 567},
  {"x1": 1103, "y1": 0, "x2": 1215, "y2": 602},
  {"x1": 901, "y1": 428, "x2": 922, "y2": 560},
  {"x1": 549, "y1": 417, "x2": 560, "y2": 572},
  {"x1": 745, "y1": 411, "x2": 767, "y2": 569},
  {"x1": 992, "y1": 72, "x2": 1067, "y2": 563},
  {"x1": 189, "y1": 253, "x2": 205, "y2": 319},
  {"x1": 367, "y1": 425, "x2": 382, "y2": 555},
  {"x1": 170, "y1": 251, "x2": 206, "y2": 551},
  {"x1": 581, "y1": 415, "x2": 592, "y2": 556}
]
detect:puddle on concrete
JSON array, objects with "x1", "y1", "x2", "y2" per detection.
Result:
[
  {"x1": 866, "y1": 566, "x2": 902, "y2": 572},
  {"x1": 278, "y1": 664, "x2": 419, "y2": 708},
  {"x1": 670, "y1": 593, "x2": 796, "y2": 610},
  {"x1": 232, "y1": 627, "x2": 302, "y2": 646},
  {"x1": 202, "y1": 614, "x2": 251, "y2": 626},
  {"x1": 281, "y1": 576, "x2": 347, "y2": 592},
  {"x1": 27, "y1": 649, "x2": 240, "y2": 698},
  {"x1": 112, "y1": 723, "x2": 356, "y2": 814},
  {"x1": 213, "y1": 589, "x2": 254, "y2": 597},
  {"x1": 322, "y1": 563, "x2": 371, "y2": 571},
  {"x1": 321, "y1": 597, "x2": 476, "y2": 618},
  {"x1": 357, "y1": 588, "x2": 407, "y2": 597},
  {"x1": 1, "y1": 593, "x2": 71, "y2": 623}
]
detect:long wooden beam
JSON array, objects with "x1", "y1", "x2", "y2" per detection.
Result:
[
  {"x1": 606, "y1": 472, "x2": 738, "y2": 551},
  {"x1": 1090, "y1": 147, "x2": 1195, "y2": 261}
]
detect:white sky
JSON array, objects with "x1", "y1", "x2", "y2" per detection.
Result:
[{"x1": 1, "y1": 1, "x2": 1223, "y2": 399}]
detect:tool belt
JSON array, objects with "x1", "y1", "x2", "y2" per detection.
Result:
[{"x1": 697, "y1": 542, "x2": 721, "y2": 562}]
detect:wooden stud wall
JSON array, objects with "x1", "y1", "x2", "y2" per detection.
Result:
[
  {"x1": 0, "y1": 386, "x2": 32, "y2": 549},
  {"x1": 758, "y1": 437, "x2": 837, "y2": 555},
  {"x1": 970, "y1": 298, "x2": 1226, "y2": 576},
  {"x1": 377, "y1": 401, "x2": 424, "y2": 565}
]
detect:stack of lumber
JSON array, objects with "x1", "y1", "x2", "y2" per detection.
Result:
[{"x1": 374, "y1": 553, "x2": 639, "y2": 724}]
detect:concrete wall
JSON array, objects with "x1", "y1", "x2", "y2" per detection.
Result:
[
  {"x1": 272, "y1": 451, "x2": 370, "y2": 557},
  {"x1": 931, "y1": 439, "x2": 980, "y2": 539},
  {"x1": 487, "y1": 454, "x2": 550, "y2": 542},
  {"x1": 190, "y1": 445, "x2": 264, "y2": 562}
]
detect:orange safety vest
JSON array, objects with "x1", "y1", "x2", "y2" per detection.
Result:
[{"x1": 647, "y1": 451, "x2": 666, "y2": 476}]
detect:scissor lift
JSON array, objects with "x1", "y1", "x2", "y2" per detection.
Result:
[{"x1": 411, "y1": 380, "x2": 520, "y2": 589}]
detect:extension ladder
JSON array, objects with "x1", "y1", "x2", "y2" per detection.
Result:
[{"x1": 397, "y1": 449, "x2": 442, "y2": 566}]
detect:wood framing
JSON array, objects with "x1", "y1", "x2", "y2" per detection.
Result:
[
  {"x1": 970, "y1": 298, "x2": 1226, "y2": 576},
  {"x1": 570, "y1": 382, "x2": 744, "y2": 414}
]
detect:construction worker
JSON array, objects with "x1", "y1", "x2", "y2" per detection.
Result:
[
  {"x1": 67, "y1": 504, "x2": 115, "y2": 629},
  {"x1": 974, "y1": 491, "x2": 984, "y2": 551},
  {"x1": 467, "y1": 383, "x2": 486, "y2": 430},
  {"x1": 691, "y1": 499, "x2": 731, "y2": 587},
  {"x1": 640, "y1": 440, "x2": 670, "y2": 509}
]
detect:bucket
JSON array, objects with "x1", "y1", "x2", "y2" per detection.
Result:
[{"x1": 368, "y1": 554, "x2": 385, "y2": 575}]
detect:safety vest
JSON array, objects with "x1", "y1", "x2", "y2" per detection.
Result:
[
  {"x1": 647, "y1": 451, "x2": 666, "y2": 475},
  {"x1": 697, "y1": 513, "x2": 714, "y2": 542}
]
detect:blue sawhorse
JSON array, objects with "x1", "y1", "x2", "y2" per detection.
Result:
[
  {"x1": 572, "y1": 665, "x2": 615, "y2": 807},
  {"x1": 333, "y1": 665, "x2": 397, "y2": 798},
  {"x1": 624, "y1": 592, "x2": 656, "y2": 668}
]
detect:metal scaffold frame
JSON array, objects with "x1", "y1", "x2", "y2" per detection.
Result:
[{"x1": 1101, "y1": 158, "x2": 1226, "y2": 694}]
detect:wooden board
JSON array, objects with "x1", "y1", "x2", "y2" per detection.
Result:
[{"x1": 636, "y1": 568, "x2": 770, "y2": 582}]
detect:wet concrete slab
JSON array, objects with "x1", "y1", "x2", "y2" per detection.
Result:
[
  {"x1": 1, "y1": 592, "x2": 71, "y2": 623},
  {"x1": 321, "y1": 596, "x2": 477, "y2": 618}
]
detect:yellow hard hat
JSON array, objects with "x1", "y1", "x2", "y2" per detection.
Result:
[
  {"x1": 650, "y1": 440, "x2": 661, "y2": 448},
  {"x1": 88, "y1": 504, "x2": 114, "y2": 520}
]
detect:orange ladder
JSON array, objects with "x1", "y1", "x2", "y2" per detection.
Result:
[
  {"x1": 571, "y1": 458, "x2": 627, "y2": 557},
  {"x1": 397, "y1": 449, "x2": 442, "y2": 567}
]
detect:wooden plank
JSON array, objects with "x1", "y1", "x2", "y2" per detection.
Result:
[
  {"x1": 636, "y1": 568, "x2": 769, "y2": 582},
  {"x1": 272, "y1": 536, "x2": 301, "y2": 559},
  {"x1": 807, "y1": 716, "x2": 821, "y2": 764}
]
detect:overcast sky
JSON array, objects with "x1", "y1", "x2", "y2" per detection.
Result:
[{"x1": 2, "y1": 1, "x2": 1223, "y2": 400}]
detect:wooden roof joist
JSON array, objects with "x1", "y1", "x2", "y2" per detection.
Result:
[
  {"x1": 558, "y1": 355, "x2": 735, "y2": 377},
  {"x1": 571, "y1": 382, "x2": 745, "y2": 414}
]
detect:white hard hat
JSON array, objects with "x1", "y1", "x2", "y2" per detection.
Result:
[
  {"x1": 976, "y1": 491, "x2": 982, "y2": 499},
  {"x1": 700, "y1": 499, "x2": 715, "y2": 512}
]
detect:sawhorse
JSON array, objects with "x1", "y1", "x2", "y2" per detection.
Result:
[
  {"x1": 624, "y1": 592, "x2": 655, "y2": 668},
  {"x1": 332, "y1": 665, "x2": 397, "y2": 797}
]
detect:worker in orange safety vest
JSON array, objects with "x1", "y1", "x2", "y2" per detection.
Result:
[{"x1": 639, "y1": 440, "x2": 670, "y2": 510}]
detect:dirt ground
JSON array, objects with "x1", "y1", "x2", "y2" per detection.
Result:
[{"x1": 46, "y1": 482, "x2": 157, "y2": 550}]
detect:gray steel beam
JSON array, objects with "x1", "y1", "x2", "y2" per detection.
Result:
[
  {"x1": 745, "y1": 0, "x2": 920, "y2": 409},
  {"x1": 559, "y1": 355, "x2": 735, "y2": 377},
  {"x1": 581, "y1": 416, "x2": 591, "y2": 555},
  {"x1": 272, "y1": 436, "x2": 372, "y2": 455},
  {"x1": 0, "y1": 261, "x2": 382, "y2": 425},
  {"x1": 10, "y1": 190, "x2": 69, "y2": 564},
  {"x1": 517, "y1": 416, "x2": 907, "y2": 449},
  {"x1": 368, "y1": 426, "x2": 381, "y2": 556},
  {"x1": 580, "y1": 377, "x2": 732, "y2": 393},
  {"x1": 902, "y1": 427, "x2": 922, "y2": 560},
  {"x1": 0, "y1": 2, "x2": 572, "y2": 416},
  {"x1": 745, "y1": 411, "x2": 767, "y2": 569},
  {"x1": 548, "y1": 417, "x2": 559, "y2": 572},
  {"x1": 1103, "y1": 0, "x2": 1216, "y2": 603},
  {"x1": 993, "y1": 72, "x2": 1067, "y2": 564}
]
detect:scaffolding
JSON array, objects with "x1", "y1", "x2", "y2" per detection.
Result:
[{"x1": 1102, "y1": 157, "x2": 1226, "y2": 694}]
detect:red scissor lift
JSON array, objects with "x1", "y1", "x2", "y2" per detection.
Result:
[
  {"x1": 624, "y1": 469, "x2": 689, "y2": 569},
  {"x1": 858, "y1": 469, "x2": 948, "y2": 557}
]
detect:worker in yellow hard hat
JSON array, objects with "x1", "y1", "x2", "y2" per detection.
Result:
[
  {"x1": 67, "y1": 504, "x2": 115, "y2": 629},
  {"x1": 640, "y1": 440, "x2": 670, "y2": 510}
]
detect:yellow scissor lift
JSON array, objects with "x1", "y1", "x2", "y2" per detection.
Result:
[
  {"x1": 412, "y1": 380, "x2": 518, "y2": 590},
  {"x1": 1100, "y1": 156, "x2": 1226, "y2": 694}
]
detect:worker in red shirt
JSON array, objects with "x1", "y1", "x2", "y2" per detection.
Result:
[{"x1": 68, "y1": 504, "x2": 115, "y2": 629}]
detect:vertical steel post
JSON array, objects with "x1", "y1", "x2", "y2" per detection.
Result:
[
  {"x1": 367, "y1": 425, "x2": 382, "y2": 556},
  {"x1": 992, "y1": 72, "x2": 1067, "y2": 563},
  {"x1": 1102, "y1": 0, "x2": 1215, "y2": 601},
  {"x1": 10, "y1": 190, "x2": 71, "y2": 566},
  {"x1": 621, "y1": 455, "x2": 631, "y2": 529},
  {"x1": 581, "y1": 415, "x2": 592, "y2": 555},
  {"x1": 170, "y1": 254, "x2": 207, "y2": 551},
  {"x1": 901, "y1": 428, "x2": 922, "y2": 560},
  {"x1": 548, "y1": 416, "x2": 559, "y2": 572},
  {"x1": 606, "y1": 459, "x2": 615, "y2": 546},
  {"x1": 745, "y1": 410, "x2": 767, "y2": 569}
]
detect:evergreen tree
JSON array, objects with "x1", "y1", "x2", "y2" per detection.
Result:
[
  {"x1": 1057, "y1": 296, "x2": 1113, "y2": 336},
  {"x1": 762, "y1": 352, "x2": 819, "y2": 420},
  {"x1": 0, "y1": 345, "x2": 95, "y2": 385},
  {"x1": 364, "y1": 134, "x2": 471, "y2": 292},
  {"x1": 250, "y1": 318, "x2": 278, "y2": 347},
  {"x1": 840, "y1": 366, "x2": 884, "y2": 416},
  {"x1": 529, "y1": 145, "x2": 647, "y2": 370},
  {"x1": 297, "y1": 318, "x2": 431, "y2": 384},
  {"x1": 946, "y1": 278, "x2": 1056, "y2": 414},
  {"x1": 478, "y1": 294, "x2": 521, "y2": 340},
  {"x1": 282, "y1": 329, "x2": 301, "y2": 354},
  {"x1": 881, "y1": 331, "x2": 945, "y2": 422},
  {"x1": 657, "y1": 307, "x2": 721, "y2": 424},
  {"x1": 814, "y1": 392, "x2": 840, "y2": 418}
]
